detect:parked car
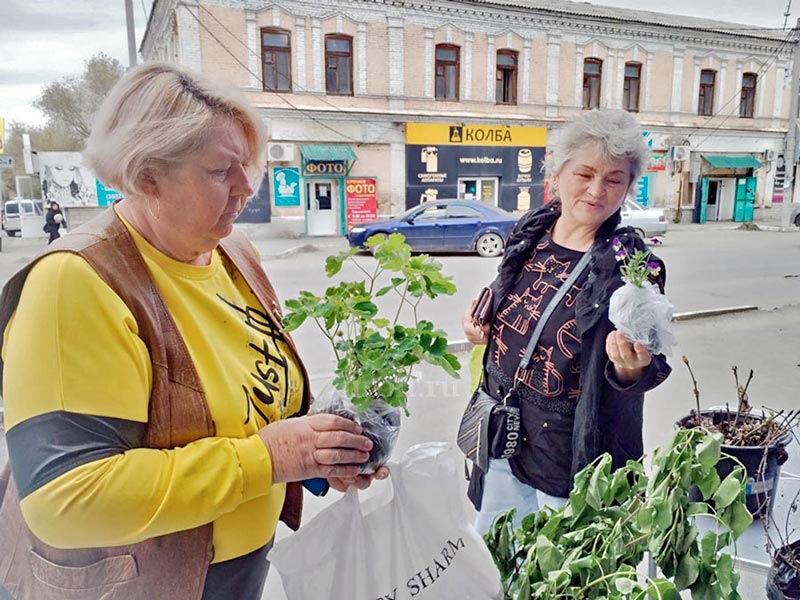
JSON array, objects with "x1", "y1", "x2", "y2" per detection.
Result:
[
  {"x1": 791, "y1": 202, "x2": 800, "y2": 227},
  {"x1": 347, "y1": 199, "x2": 519, "y2": 257},
  {"x1": 620, "y1": 198, "x2": 668, "y2": 237},
  {"x1": 1, "y1": 199, "x2": 43, "y2": 237}
]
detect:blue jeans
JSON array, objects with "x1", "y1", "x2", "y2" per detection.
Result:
[{"x1": 474, "y1": 459, "x2": 568, "y2": 536}]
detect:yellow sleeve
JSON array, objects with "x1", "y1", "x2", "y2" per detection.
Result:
[
  {"x1": 4, "y1": 253, "x2": 277, "y2": 549},
  {"x1": 20, "y1": 435, "x2": 274, "y2": 548}
]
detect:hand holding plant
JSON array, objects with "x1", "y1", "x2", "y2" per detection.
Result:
[{"x1": 608, "y1": 235, "x2": 674, "y2": 356}]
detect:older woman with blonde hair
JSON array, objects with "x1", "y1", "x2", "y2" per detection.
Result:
[
  {"x1": 461, "y1": 109, "x2": 672, "y2": 534},
  {"x1": 0, "y1": 63, "x2": 385, "y2": 600}
]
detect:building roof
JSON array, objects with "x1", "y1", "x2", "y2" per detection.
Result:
[{"x1": 466, "y1": 0, "x2": 790, "y2": 42}]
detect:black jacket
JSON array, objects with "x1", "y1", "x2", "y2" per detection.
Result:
[
  {"x1": 474, "y1": 201, "x2": 671, "y2": 501},
  {"x1": 43, "y1": 208, "x2": 64, "y2": 234}
]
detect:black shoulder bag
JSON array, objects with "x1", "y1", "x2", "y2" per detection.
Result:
[{"x1": 457, "y1": 251, "x2": 591, "y2": 472}]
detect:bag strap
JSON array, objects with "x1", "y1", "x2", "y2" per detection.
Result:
[{"x1": 514, "y1": 250, "x2": 592, "y2": 379}]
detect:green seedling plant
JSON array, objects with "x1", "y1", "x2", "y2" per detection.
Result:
[
  {"x1": 282, "y1": 233, "x2": 461, "y2": 412},
  {"x1": 486, "y1": 428, "x2": 752, "y2": 599}
]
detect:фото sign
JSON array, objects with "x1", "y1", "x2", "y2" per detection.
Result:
[
  {"x1": 304, "y1": 160, "x2": 347, "y2": 177},
  {"x1": 405, "y1": 123, "x2": 547, "y2": 212},
  {"x1": 345, "y1": 177, "x2": 378, "y2": 229}
]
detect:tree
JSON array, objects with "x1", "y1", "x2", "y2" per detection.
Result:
[{"x1": 33, "y1": 53, "x2": 124, "y2": 140}]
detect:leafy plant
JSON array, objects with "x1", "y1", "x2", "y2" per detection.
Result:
[
  {"x1": 282, "y1": 233, "x2": 461, "y2": 412},
  {"x1": 613, "y1": 236, "x2": 661, "y2": 288},
  {"x1": 485, "y1": 428, "x2": 752, "y2": 599}
]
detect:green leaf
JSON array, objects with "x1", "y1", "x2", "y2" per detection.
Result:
[
  {"x1": 716, "y1": 553, "x2": 736, "y2": 596},
  {"x1": 699, "y1": 531, "x2": 718, "y2": 562},
  {"x1": 324, "y1": 253, "x2": 346, "y2": 277},
  {"x1": 280, "y1": 312, "x2": 307, "y2": 332},
  {"x1": 534, "y1": 535, "x2": 564, "y2": 573},
  {"x1": 674, "y1": 554, "x2": 699, "y2": 589},
  {"x1": 723, "y1": 501, "x2": 753, "y2": 538},
  {"x1": 712, "y1": 473, "x2": 742, "y2": 509},
  {"x1": 695, "y1": 434, "x2": 721, "y2": 470},
  {"x1": 695, "y1": 467, "x2": 721, "y2": 500}
]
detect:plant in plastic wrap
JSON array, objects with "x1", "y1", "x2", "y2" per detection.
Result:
[
  {"x1": 282, "y1": 233, "x2": 461, "y2": 473},
  {"x1": 608, "y1": 236, "x2": 674, "y2": 356}
]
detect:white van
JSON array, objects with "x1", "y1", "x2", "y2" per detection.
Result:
[{"x1": 1, "y1": 199, "x2": 42, "y2": 236}]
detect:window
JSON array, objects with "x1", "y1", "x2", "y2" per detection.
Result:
[
  {"x1": 698, "y1": 69, "x2": 716, "y2": 116},
  {"x1": 447, "y1": 204, "x2": 482, "y2": 219},
  {"x1": 261, "y1": 28, "x2": 291, "y2": 92},
  {"x1": 623, "y1": 62, "x2": 641, "y2": 112},
  {"x1": 583, "y1": 58, "x2": 602, "y2": 109},
  {"x1": 435, "y1": 45, "x2": 460, "y2": 101},
  {"x1": 740, "y1": 72, "x2": 757, "y2": 118},
  {"x1": 325, "y1": 35, "x2": 353, "y2": 95},
  {"x1": 496, "y1": 50, "x2": 518, "y2": 105}
]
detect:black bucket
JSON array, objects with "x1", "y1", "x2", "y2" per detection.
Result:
[{"x1": 676, "y1": 411, "x2": 790, "y2": 519}]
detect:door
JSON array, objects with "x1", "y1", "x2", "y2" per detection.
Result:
[
  {"x1": 733, "y1": 176, "x2": 756, "y2": 222},
  {"x1": 306, "y1": 180, "x2": 339, "y2": 236},
  {"x1": 706, "y1": 180, "x2": 720, "y2": 221},
  {"x1": 458, "y1": 177, "x2": 499, "y2": 205},
  {"x1": 696, "y1": 177, "x2": 709, "y2": 224},
  {"x1": 443, "y1": 202, "x2": 483, "y2": 250},
  {"x1": 403, "y1": 203, "x2": 446, "y2": 249}
]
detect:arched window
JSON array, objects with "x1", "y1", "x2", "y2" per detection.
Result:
[
  {"x1": 623, "y1": 62, "x2": 641, "y2": 112},
  {"x1": 325, "y1": 34, "x2": 353, "y2": 95},
  {"x1": 583, "y1": 58, "x2": 602, "y2": 109},
  {"x1": 435, "y1": 44, "x2": 460, "y2": 101},
  {"x1": 261, "y1": 28, "x2": 291, "y2": 92},
  {"x1": 496, "y1": 50, "x2": 518, "y2": 105},
  {"x1": 698, "y1": 69, "x2": 716, "y2": 116},
  {"x1": 740, "y1": 72, "x2": 757, "y2": 118}
]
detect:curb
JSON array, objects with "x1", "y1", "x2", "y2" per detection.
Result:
[{"x1": 672, "y1": 305, "x2": 758, "y2": 321}]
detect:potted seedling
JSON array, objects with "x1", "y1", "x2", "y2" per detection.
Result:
[
  {"x1": 485, "y1": 428, "x2": 753, "y2": 599},
  {"x1": 677, "y1": 356, "x2": 797, "y2": 519},
  {"x1": 282, "y1": 233, "x2": 461, "y2": 473}
]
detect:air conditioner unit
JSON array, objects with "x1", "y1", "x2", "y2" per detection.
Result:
[
  {"x1": 267, "y1": 142, "x2": 295, "y2": 162},
  {"x1": 672, "y1": 146, "x2": 691, "y2": 162},
  {"x1": 765, "y1": 149, "x2": 777, "y2": 161}
]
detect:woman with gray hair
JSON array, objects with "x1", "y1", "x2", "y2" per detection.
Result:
[
  {"x1": 0, "y1": 63, "x2": 386, "y2": 600},
  {"x1": 460, "y1": 109, "x2": 671, "y2": 534}
]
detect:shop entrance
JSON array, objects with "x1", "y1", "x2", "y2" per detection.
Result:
[
  {"x1": 457, "y1": 177, "x2": 498, "y2": 205},
  {"x1": 306, "y1": 179, "x2": 339, "y2": 236}
]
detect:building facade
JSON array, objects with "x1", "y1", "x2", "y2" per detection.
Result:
[{"x1": 141, "y1": 0, "x2": 794, "y2": 234}]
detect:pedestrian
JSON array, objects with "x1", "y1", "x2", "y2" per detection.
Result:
[
  {"x1": 0, "y1": 62, "x2": 387, "y2": 600},
  {"x1": 42, "y1": 200, "x2": 65, "y2": 244},
  {"x1": 461, "y1": 109, "x2": 672, "y2": 534}
]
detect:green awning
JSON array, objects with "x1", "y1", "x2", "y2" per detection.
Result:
[
  {"x1": 300, "y1": 144, "x2": 357, "y2": 161},
  {"x1": 702, "y1": 154, "x2": 762, "y2": 169}
]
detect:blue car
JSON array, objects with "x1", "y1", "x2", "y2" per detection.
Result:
[{"x1": 347, "y1": 199, "x2": 519, "y2": 257}]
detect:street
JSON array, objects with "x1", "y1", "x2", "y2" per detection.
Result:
[{"x1": 0, "y1": 223, "x2": 798, "y2": 599}]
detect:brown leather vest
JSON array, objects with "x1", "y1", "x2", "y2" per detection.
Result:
[{"x1": 0, "y1": 208, "x2": 310, "y2": 600}]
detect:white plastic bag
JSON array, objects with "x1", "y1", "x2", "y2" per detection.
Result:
[
  {"x1": 608, "y1": 282, "x2": 675, "y2": 356},
  {"x1": 270, "y1": 442, "x2": 503, "y2": 600}
]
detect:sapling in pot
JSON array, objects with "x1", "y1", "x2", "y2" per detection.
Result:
[{"x1": 282, "y1": 233, "x2": 461, "y2": 473}]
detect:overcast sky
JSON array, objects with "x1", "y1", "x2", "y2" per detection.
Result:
[{"x1": 1, "y1": 0, "x2": 798, "y2": 129}]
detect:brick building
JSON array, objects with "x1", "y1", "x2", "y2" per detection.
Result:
[{"x1": 141, "y1": 0, "x2": 794, "y2": 234}]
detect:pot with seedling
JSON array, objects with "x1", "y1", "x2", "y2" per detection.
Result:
[
  {"x1": 764, "y1": 483, "x2": 800, "y2": 600},
  {"x1": 677, "y1": 357, "x2": 798, "y2": 519},
  {"x1": 282, "y1": 233, "x2": 461, "y2": 473}
]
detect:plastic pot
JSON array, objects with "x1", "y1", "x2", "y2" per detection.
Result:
[
  {"x1": 676, "y1": 410, "x2": 790, "y2": 519},
  {"x1": 767, "y1": 539, "x2": 800, "y2": 600}
]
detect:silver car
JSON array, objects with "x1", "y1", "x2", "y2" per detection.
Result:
[{"x1": 620, "y1": 198, "x2": 668, "y2": 238}]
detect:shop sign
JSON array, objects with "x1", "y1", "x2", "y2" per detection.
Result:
[
  {"x1": 406, "y1": 123, "x2": 547, "y2": 148},
  {"x1": 345, "y1": 177, "x2": 378, "y2": 229},
  {"x1": 647, "y1": 151, "x2": 668, "y2": 172},
  {"x1": 273, "y1": 167, "x2": 301, "y2": 206},
  {"x1": 304, "y1": 160, "x2": 347, "y2": 177}
]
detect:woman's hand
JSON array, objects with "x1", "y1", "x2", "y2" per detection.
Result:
[
  {"x1": 462, "y1": 299, "x2": 490, "y2": 345},
  {"x1": 327, "y1": 465, "x2": 390, "y2": 492},
  {"x1": 258, "y1": 414, "x2": 373, "y2": 483},
  {"x1": 605, "y1": 330, "x2": 651, "y2": 384}
]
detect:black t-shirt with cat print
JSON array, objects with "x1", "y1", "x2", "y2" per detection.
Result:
[{"x1": 484, "y1": 230, "x2": 589, "y2": 496}]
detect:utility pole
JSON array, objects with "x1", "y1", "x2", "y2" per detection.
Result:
[
  {"x1": 125, "y1": 0, "x2": 138, "y2": 68},
  {"x1": 782, "y1": 18, "x2": 800, "y2": 229}
]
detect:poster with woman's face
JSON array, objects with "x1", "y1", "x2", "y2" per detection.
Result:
[{"x1": 38, "y1": 152, "x2": 97, "y2": 207}]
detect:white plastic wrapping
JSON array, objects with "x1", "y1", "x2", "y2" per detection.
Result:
[
  {"x1": 608, "y1": 282, "x2": 675, "y2": 356},
  {"x1": 310, "y1": 382, "x2": 402, "y2": 475}
]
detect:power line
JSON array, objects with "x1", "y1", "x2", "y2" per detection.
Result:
[{"x1": 183, "y1": 7, "x2": 366, "y2": 145}]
